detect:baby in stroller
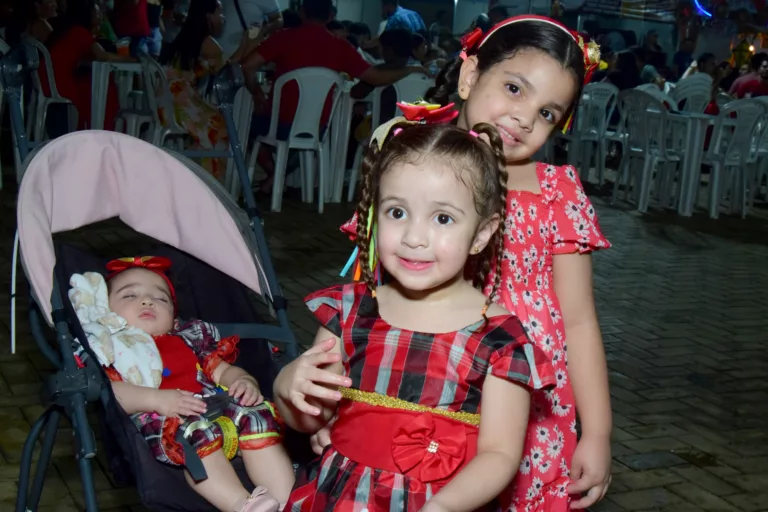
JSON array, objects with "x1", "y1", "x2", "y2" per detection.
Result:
[{"x1": 96, "y1": 256, "x2": 295, "y2": 512}]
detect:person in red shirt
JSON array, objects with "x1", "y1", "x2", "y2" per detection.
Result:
[
  {"x1": 736, "y1": 59, "x2": 768, "y2": 98},
  {"x1": 104, "y1": 257, "x2": 295, "y2": 512},
  {"x1": 112, "y1": 0, "x2": 151, "y2": 55},
  {"x1": 729, "y1": 52, "x2": 768, "y2": 97},
  {"x1": 41, "y1": 0, "x2": 133, "y2": 135},
  {"x1": 241, "y1": 0, "x2": 427, "y2": 193}
]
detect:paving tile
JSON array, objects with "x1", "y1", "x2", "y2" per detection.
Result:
[
  {"x1": 608, "y1": 488, "x2": 684, "y2": 510},
  {"x1": 614, "y1": 451, "x2": 688, "y2": 471},
  {"x1": 667, "y1": 482, "x2": 740, "y2": 510}
]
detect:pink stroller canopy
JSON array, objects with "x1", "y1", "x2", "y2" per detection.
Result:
[{"x1": 17, "y1": 131, "x2": 270, "y2": 325}]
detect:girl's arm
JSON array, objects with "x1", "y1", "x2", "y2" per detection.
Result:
[
  {"x1": 273, "y1": 330, "x2": 349, "y2": 433},
  {"x1": 425, "y1": 376, "x2": 530, "y2": 512},
  {"x1": 200, "y1": 36, "x2": 225, "y2": 73},
  {"x1": 553, "y1": 253, "x2": 611, "y2": 440}
]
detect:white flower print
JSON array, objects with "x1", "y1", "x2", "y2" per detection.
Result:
[
  {"x1": 522, "y1": 250, "x2": 532, "y2": 269},
  {"x1": 552, "y1": 482, "x2": 569, "y2": 498},
  {"x1": 560, "y1": 457, "x2": 570, "y2": 477},
  {"x1": 550, "y1": 221, "x2": 559, "y2": 238},
  {"x1": 541, "y1": 334, "x2": 555, "y2": 352},
  {"x1": 531, "y1": 477, "x2": 544, "y2": 495},
  {"x1": 527, "y1": 225, "x2": 534, "y2": 238},
  {"x1": 552, "y1": 349, "x2": 563, "y2": 364},
  {"x1": 549, "y1": 307, "x2": 561, "y2": 324},
  {"x1": 565, "y1": 166, "x2": 576, "y2": 182},
  {"x1": 515, "y1": 207, "x2": 526, "y2": 223},
  {"x1": 538, "y1": 222, "x2": 549, "y2": 239},
  {"x1": 564, "y1": 201, "x2": 582, "y2": 221},
  {"x1": 555, "y1": 329, "x2": 564, "y2": 343},
  {"x1": 547, "y1": 437, "x2": 563, "y2": 458},
  {"x1": 522, "y1": 290, "x2": 534, "y2": 305},
  {"x1": 519, "y1": 456, "x2": 532, "y2": 475},
  {"x1": 536, "y1": 426, "x2": 550, "y2": 443},
  {"x1": 570, "y1": 420, "x2": 578, "y2": 434},
  {"x1": 535, "y1": 275, "x2": 544, "y2": 289},
  {"x1": 574, "y1": 217, "x2": 590, "y2": 240},
  {"x1": 526, "y1": 486, "x2": 538, "y2": 501},
  {"x1": 530, "y1": 446, "x2": 544, "y2": 467},
  {"x1": 527, "y1": 316, "x2": 543, "y2": 337},
  {"x1": 531, "y1": 297, "x2": 545, "y2": 312},
  {"x1": 555, "y1": 368, "x2": 567, "y2": 388},
  {"x1": 538, "y1": 460, "x2": 552, "y2": 474},
  {"x1": 529, "y1": 245, "x2": 538, "y2": 260},
  {"x1": 554, "y1": 401, "x2": 571, "y2": 417},
  {"x1": 514, "y1": 268, "x2": 524, "y2": 283},
  {"x1": 544, "y1": 165, "x2": 557, "y2": 177},
  {"x1": 509, "y1": 198, "x2": 519, "y2": 211},
  {"x1": 555, "y1": 426, "x2": 565, "y2": 445},
  {"x1": 586, "y1": 203, "x2": 595, "y2": 219},
  {"x1": 517, "y1": 230, "x2": 526, "y2": 244},
  {"x1": 576, "y1": 186, "x2": 587, "y2": 205},
  {"x1": 528, "y1": 204, "x2": 537, "y2": 220}
]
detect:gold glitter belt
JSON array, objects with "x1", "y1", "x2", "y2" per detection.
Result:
[{"x1": 339, "y1": 387, "x2": 480, "y2": 427}]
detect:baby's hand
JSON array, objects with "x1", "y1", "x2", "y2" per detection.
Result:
[
  {"x1": 229, "y1": 376, "x2": 263, "y2": 407},
  {"x1": 154, "y1": 389, "x2": 207, "y2": 418}
]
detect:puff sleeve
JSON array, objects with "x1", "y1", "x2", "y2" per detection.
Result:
[
  {"x1": 487, "y1": 317, "x2": 557, "y2": 390},
  {"x1": 549, "y1": 165, "x2": 611, "y2": 255},
  {"x1": 305, "y1": 285, "x2": 346, "y2": 337}
]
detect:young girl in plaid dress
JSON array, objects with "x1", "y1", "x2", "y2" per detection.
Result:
[
  {"x1": 103, "y1": 257, "x2": 295, "y2": 512},
  {"x1": 273, "y1": 122, "x2": 557, "y2": 511},
  {"x1": 331, "y1": 15, "x2": 614, "y2": 511}
]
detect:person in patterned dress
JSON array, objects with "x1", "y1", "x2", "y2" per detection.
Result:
[
  {"x1": 330, "y1": 15, "x2": 613, "y2": 512},
  {"x1": 102, "y1": 257, "x2": 295, "y2": 512},
  {"x1": 273, "y1": 122, "x2": 557, "y2": 511}
]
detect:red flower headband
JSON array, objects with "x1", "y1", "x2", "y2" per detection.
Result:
[
  {"x1": 460, "y1": 14, "x2": 600, "y2": 85},
  {"x1": 106, "y1": 256, "x2": 177, "y2": 307},
  {"x1": 460, "y1": 15, "x2": 601, "y2": 132}
]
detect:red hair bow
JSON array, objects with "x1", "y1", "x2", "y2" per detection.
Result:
[
  {"x1": 106, "y1": 256, "x2": 176, "y2": 306},
  {"x1": 396, "y1": 102, "x2": 459, "y2": 124}
]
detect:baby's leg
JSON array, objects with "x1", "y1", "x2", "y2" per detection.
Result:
[
  {"x1": 232, "y1": 402, "x2": 296, "y2": 505},
  {"x1": 242, "y1": 443, "x2": 295, "y2": 504},
  {"x1": 184, "y1": 449, "x2": 251, "y2": 511}
]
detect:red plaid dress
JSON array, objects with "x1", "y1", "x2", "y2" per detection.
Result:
[
  {"x1": 337, "y1": 164, "x2": 610, "y2": 511},
  {"x1": 285, "y1": 283, "x2": 556, "y2": 512}
]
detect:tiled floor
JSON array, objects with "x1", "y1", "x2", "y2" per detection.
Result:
[{"x1": 1, "y1": 178, "x2": 767, "y2": 511}]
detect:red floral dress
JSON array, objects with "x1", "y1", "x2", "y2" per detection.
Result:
[{"x1": 489, "y1": 163, "x2": 610, "y2": 511}]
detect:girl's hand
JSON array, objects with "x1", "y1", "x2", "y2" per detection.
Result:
[
  {"x1": 274, "y1": 338, "x2": 351, "y2": 416},
  {"x1": 228, "y1": 376, "x2": 263, "y2": 407},
  {"x1": 309, "y1": 415, "x2": 337, "y2": 455},
  {"x1": 568, "y1": 433, "x2": 612, "y2": 509},
  {"x1": 154, "y1": 389, "x2": 207, "y2": 418}
]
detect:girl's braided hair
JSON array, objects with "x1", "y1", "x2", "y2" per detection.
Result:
[{"x1": 355, "y1": 122, "x2": 508, "y2": 315}]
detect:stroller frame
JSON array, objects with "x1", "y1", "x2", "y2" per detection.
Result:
[{"x1": 3, "y1": 44, "x2": 299, "y2": 512}]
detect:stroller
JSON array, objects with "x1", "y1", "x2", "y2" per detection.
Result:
[{"x1": 3, "y1": 44, "x2": 311, "y2": 511}]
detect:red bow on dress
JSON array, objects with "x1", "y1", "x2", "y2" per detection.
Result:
[
  {"x1": 391, "y1": 413, "x2": 467, "y2": 483},
  {"x1": 105, "y1": 256, "x2": 177, "y2": 306}
]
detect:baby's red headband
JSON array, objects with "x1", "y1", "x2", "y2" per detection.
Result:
[
  {"x1": 106, "y1": 256, "x2": 177, "y2": 307},
  {"x1": 460, "y1": 14, "x2": 601, "y2": 131}
]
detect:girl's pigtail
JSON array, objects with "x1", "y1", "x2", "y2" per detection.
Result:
[
  {"x1": 425, "y1": 56, "x2": 463, "y2": 107},
  {"x1": 355, "y1": 144, "x2": 379, "y2": 296},
  {"x1": 470, "y1": 122, "x2": 509, "y2": 318}
]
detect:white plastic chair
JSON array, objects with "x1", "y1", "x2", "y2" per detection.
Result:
[
  {"x1": 612, "y1": 89, "x2": 682, "y2": 212},
  {"x1": 246, "y1": 67, "x2": 345, "y2": 213},
  {"x1": 671, "y1": 73, "x2": 713, "y2": 113},
  {"x1": 696, "y1": 99, "x2": 765, "y2": 218},
  {"x1": 137, "y1": 53, "x2": 187, "y2": 147},
  {"x1": 23, "y1": 36, "x2": 77, "y2": 140},
  {"x1": 345, "y1": 74, "x2": 435, "y2": 201},
  {"x1": 556, "y1": 82, "x2": 618, "y2": 185}
]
